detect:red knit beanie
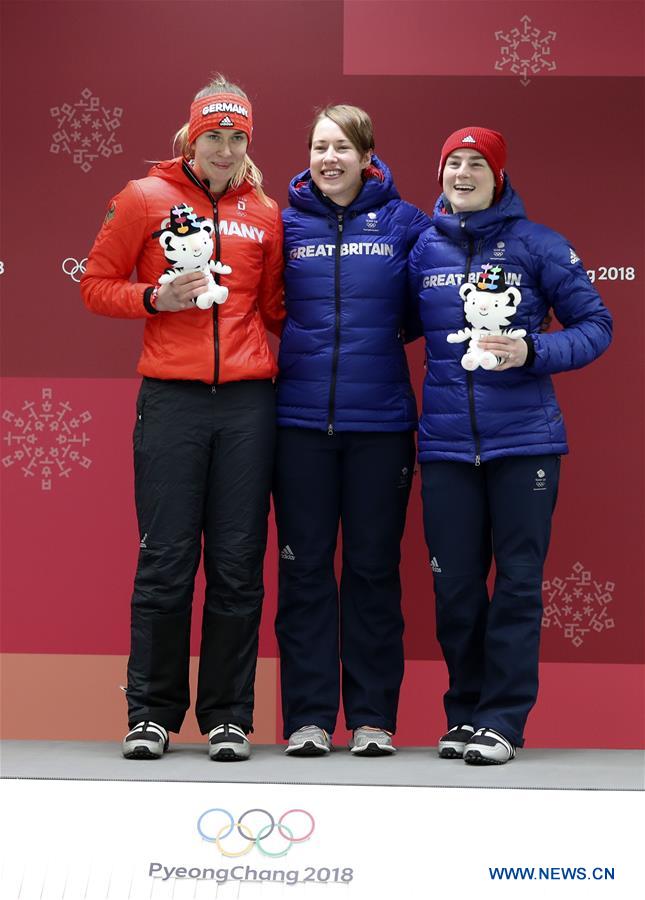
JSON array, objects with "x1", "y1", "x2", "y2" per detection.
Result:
[{"x1": 438, "y1": 127, "x2": 507, "y2": 199}]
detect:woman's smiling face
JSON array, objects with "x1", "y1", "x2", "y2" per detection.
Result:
[
  {"x1": 309, "y1": 117, "x2": 371, "y2": 207},
  {"x1": 442, "y1": 149, "x2": 496, "y2": 213}
]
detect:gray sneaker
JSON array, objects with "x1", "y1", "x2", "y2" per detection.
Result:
[
  {"x1": 349, "y1": 727, "x2": 396, "y2": 756},
  {"x1": 285, "y1": 725, "x2": 332, "y2": 756},
  {"x1": 122, "y1": 721, "x2": 169, "y2": 759}
]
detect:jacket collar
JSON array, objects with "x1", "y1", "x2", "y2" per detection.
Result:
[
  {"x1": 288, "y1": 154, "x2": 400, "y2": 216},
  {"x1": 147, "y1": 158, "x2": 253, "y2": 201},
  {"x1": 431, "y1": 176, "x2": 526, "y2": 241}
]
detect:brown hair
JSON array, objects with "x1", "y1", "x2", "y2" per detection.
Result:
[
  {"x1": 308, "y1": 104, "x2": 375, "y2": 155},
  {"x1": 174, "y1": 74, "x2": 267, "y2": 201}
]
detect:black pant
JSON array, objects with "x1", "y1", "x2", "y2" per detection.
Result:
[
  {"x1": 274, "y1": 427, "x2": 416, "y2": 737},
  {"x1": 421, "y1": 455, "x2": 560, "y2": 746},
  {"x1": 126, "y1": 377, "x2": 275, "y2": 734}
]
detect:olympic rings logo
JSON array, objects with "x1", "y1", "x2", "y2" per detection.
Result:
[
  {"x1": 62, "y1": 257, "x2": 87, "y2": 283},
  {"x1": 197, "y1": 808, "x2": 315, "y2": 858}
]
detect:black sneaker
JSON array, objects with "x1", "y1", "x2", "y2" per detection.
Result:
[
  {"x1": 122, "y1": 721, "x2": 169, "y2": 759},
  {"x1": 437, "y1": 724, "x2": 474, "y2": 759},
  {"x1": 463, "y1": 727, "x2": 516, "y2": 765},
  {"x1": 208, "y1": 724, "x2": 251, "y2": 761}
]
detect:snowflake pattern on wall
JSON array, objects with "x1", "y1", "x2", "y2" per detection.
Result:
[
  {"x1": 542, "y1": 562, "x2": 615, "y2": 648},
  {"x1": 495, "y1": 15, "x2": 557, "y2": 86},
  {"x1": 50, "y1": 88, "x2": 123, "y2": 173},
  {"x1": 2, "y1": 388, "x2": 92, "y2": 491}
]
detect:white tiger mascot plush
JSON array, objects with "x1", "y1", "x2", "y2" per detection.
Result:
[
  {"x1": 447, "y1": 264, "x2": 526, "y2": 370},
  {"x1": 155, "y1": 204, "x2": 231, "y2": 309}
]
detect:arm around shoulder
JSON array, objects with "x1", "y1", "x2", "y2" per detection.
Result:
[
  {"x1": 405, "y1": 205, "x2": 433, "y2": 250},
  {"x1": 402, "y1": 224, "x2": 434, "y2": 343},
  {"x1": 257, "y1": 202, "x2": 285, "y2": 337}
]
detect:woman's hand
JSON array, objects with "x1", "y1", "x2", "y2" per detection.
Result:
[
  {"x1": 155, "y1": 271, "x2": 208, "y2": 312},
  {"x1": 478, "y1": 336, "x2": 528, "y2": 371}
]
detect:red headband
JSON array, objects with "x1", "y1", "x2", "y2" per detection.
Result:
[{"x1": 188, "y1": 93, "x2": 253, "y2": 145}]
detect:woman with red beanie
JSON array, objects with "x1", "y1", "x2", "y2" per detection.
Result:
[
  {"x1": 409, "y1": 127, "x2": 612, "y2": 764},
  {"x1": 81, "y1": 75, "x2": 284, "y2": 762}
]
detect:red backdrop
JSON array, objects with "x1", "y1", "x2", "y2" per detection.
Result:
[{"x1": 1, "y1": 0, "x2": 643, "y2": 747}]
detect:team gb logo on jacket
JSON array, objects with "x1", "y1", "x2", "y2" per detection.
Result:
[{"x1": 447, "y1": 265, "x2": 526, "y2": 370}]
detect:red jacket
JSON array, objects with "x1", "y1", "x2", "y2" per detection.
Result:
[{"x1": 81, "y1": 158, "x2": 284, "y2": 384}]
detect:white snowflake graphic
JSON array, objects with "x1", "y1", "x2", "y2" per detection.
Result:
[
  {"x1": 494, "y1": 15, "x2": 557, "y2": 86},
  {"x1": 542, "y1": 562, "x2": 615, "y2": 648},
  {"x1": 2, "y1": 388, "x2": 92, "y2": 491},
  {"x1": 50, "y1": 88, "x2": 123, "y2": 173}
]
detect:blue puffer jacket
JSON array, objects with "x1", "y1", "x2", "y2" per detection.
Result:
[
  {"x1": 409, "y1": 179, "x2": 613, "y2": 463},
  {"x1": 277, "y1": 156, "x2": 430, "y2": 432}
]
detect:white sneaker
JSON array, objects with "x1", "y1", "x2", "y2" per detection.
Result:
[
  {"x1": 122, "y1": 721, "x2": 169, "y2": 759},
  {"x1": 463, "y1": 727, "x2": 516, "y2": 765},
  {"x1": 208, "y1": 724, "x2": 251, "y2": 761},
  {"x1": 437, "y1": 724, "x2": 475, "y2": 759},
  {"x1": 285, "y1": 725, "x2": 332, "y2": 756}
]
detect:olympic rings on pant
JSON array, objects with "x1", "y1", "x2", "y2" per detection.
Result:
[{"x1": 197, "y1": 807, "x2": 315, "y2": 856}]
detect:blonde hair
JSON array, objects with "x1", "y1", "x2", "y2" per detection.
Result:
[
  {"x1": 174, "y1": 74, "x2": 268, "y2": 203},
  {"x1": 308, "y1": 104, "x2": 375, "y2": 155}
]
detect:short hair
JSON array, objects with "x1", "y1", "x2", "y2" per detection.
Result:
[{"x1": 308, "y1": 104, "x2": 375, "y2": 155}]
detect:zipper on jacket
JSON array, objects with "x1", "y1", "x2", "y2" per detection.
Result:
[
  {"x1": 212, "y1": 201, "x2": 221, "y2": 388},
  {"x1": 461, "y1": 223, "x2": 482, "y2": 465},
  {"x1": 181, "y1": 160, "x2": 222, "y2": 388},
  {"x1": 327, "y1": 212, "x2": 344, "y2": 436}
]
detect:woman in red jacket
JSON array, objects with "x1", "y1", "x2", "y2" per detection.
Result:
[{"x1": 82, "y1": 75, "x2": 284, "y2": 762}]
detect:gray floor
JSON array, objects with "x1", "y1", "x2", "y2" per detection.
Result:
[{"x1": 1, "y1": 741, "x2": 643, "y2": 790}]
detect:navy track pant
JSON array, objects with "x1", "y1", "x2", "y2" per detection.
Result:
[
  {"x1": 421, "y1": 455, "x2": 560, "y2": 747},
  {"x1": 274, "y1": 427, "x2": 416, "y2": 737},
  {"x1": 127, "y1": 377, "x2": 275, "y2": 734}
]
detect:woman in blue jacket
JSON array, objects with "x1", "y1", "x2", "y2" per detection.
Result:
[
  {"x1": 409, "y1": 127, "x2": 612, "y2": 764},
  {"x1": 275, "y1": 105, "x2": 430, "y2": 756}
]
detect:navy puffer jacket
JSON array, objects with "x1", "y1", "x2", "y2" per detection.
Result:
[
  {"x1": 409, "y1": 178, "x2": 613, "y2": 463},
  {"x1": 276, "y1": 156, "x2": 430, "y2": 432}
]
